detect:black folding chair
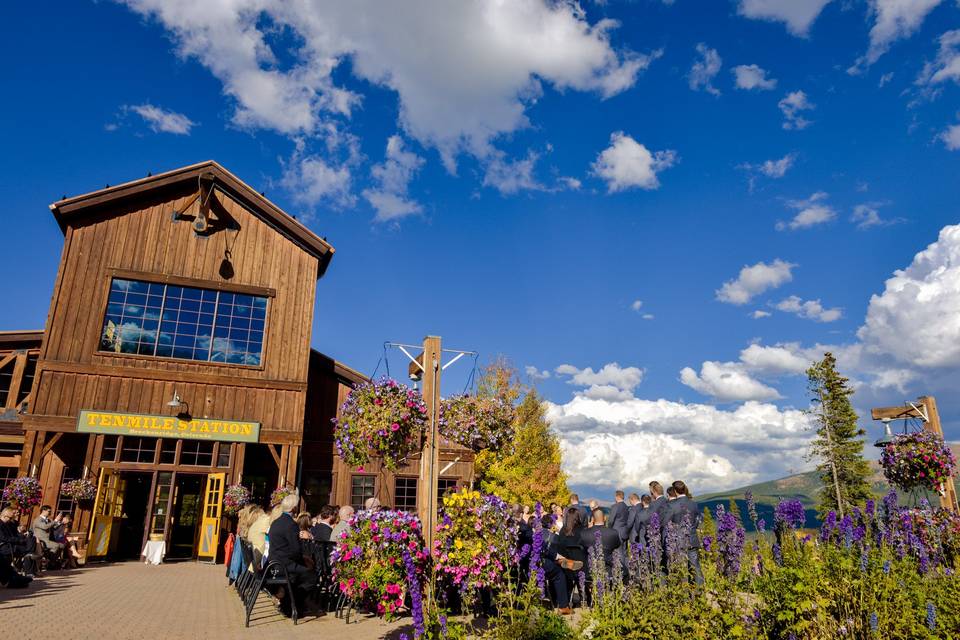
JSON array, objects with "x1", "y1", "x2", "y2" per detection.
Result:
[{"x1": 245, "y1": 558, "x2": 299, "y2": 626}]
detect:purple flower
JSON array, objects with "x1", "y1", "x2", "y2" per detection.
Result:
[
  {"x1": 715, "y1": 511, "x2": 745, "y2": 579},
  {"x1": 772, "y1": 542, "x2": 782, "y2": 567},
  {"x1": 774, "y1": 499, "x2": 806, "y2": 530},
  {"x1": 402, "y1": 550, "x2": 425, "y2": 638},
  {"x1": 926, "y1": 603, "x2": 936, "y2": 630},
  {"x1": 745, "y1": 491, "x2": 758, "y2": 526}
]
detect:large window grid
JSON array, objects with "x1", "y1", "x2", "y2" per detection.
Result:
[
  {"x1": 120, "y1": 436, "x2": 158, "y2": 464},
  {"x1": 100, "y1": 278, "x2": 267, "y2": 366},
  {"x1": 56, "y1": 466, "x2": 82, "y2": 516},
  {"x1": 179, "y1": 441, "x2": 215, "y2": 467},
  {"x1": 395, "y1": 477, "x2": 418, "y2": 512},
  {"x1": 351, "y1": 475, "x2": 376, "y2": 510}
]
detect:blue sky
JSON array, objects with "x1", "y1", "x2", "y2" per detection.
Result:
[{"x1": 2, "y1": 0, "x2": 959, "y2": 497}]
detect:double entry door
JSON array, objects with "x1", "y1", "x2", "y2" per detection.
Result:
[{"x1": 87, "y1": 468, "x2": 225, "y2": 562}]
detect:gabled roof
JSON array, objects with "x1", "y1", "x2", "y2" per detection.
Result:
[{"x1": 49, "y1": 160, "x2": 335, "y2": 278}]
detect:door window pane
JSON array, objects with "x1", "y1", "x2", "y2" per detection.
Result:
[{"x1": 350, "y1": 475, "x2": 375, "y2": 510}]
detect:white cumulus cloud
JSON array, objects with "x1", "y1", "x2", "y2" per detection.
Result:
[
  {"x1": 917, "y1": 29, "x2": 960, "y2": 88},
  {"x1": 363, "y1": 135, "x2": 425, "y2": 222},
  {"x1": 547, "y1": 393, "x2": 813, "y2": 494},
  {"x1": 736, "y1": 0, "x2": 833, "y2": 37},
  {"x1": 854, "y1": 0, "x2": 945, "y2": 70},
  {"x1": 739, "y1": 342, "x2": 812, "y2": 374},
  {"x1": 778, "y1": 90, "x2": 815, "y2": 130},
  {"x1": 858, "y1": 223, "x2": 960, "y2": 368},
  {"x1": 680, "y1": 361, "x2": 783, "y2": 402},
  {"x1": 127, "y1": 103, "x2": 196, "y2": 134},
  {"x1": 688, "y1": 43, "x2": 722, "y2": 96},
  {"x1": 733, "y1": 64, "x2": 778, "y2": 90},
  {"x1": 556, "y1": 362, "x2": 646, "y2": 401},
  {"x1": 942, "y1": 124, "x2": 960, "y2": 150},
  {"x1": 716, "y1": 259, "x2": 796, "y2": 305},
  {"x1": 591, "y1": 132, "x2": 677, "y2": 192},
  {"x1": 524, "y1": 366, "x2": 551, "y2": 381},
  {"x1": 774, "y1": 295, "x2": 843, "y2": 322},
  {"x1": 776, "y1": 191, "x2": 835, "y2": 230},
  {"x1": 117, "y1": 0, "x2": 652, "y2": 170},
  {"x1": 852, "y1": 202, "x2": 904, "y2": 229}
]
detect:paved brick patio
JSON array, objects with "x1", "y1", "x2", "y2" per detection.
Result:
[{"x1": 0, "y1": 561, "x2": 411, "y2": 640}]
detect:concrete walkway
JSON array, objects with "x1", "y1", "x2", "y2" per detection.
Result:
[{"x1": 0, "y1": 561, "x2": 412, "y2": 640}]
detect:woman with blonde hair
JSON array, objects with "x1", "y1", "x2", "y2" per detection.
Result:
[{"x1": 246, "y1": 505, "x2": 269, "y2": 568}]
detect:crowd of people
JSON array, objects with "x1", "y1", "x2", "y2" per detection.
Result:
[
  {"x1": 1, "y1": 505, "x2": 82, "y2": 588},
  {"x1": 531, "y1": 480, "x2": 703, "y2": 614},
  {"x1": 227, "y1": 494, "x2": 373, "y2": 617},
  {"x1": 225, "y1": 481, "x2": 701, "y2": 619}
]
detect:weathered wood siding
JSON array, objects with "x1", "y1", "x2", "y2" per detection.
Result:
[{"x1": 26, "y1": 187, "x2": 317, "y2": 443}]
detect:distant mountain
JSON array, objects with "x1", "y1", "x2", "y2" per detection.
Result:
[{"x1": 697, "y1": 443, "x2": 960, "y2": 532}]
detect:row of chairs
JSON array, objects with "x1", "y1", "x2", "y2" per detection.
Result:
[{"x1": 230, "y1": 536, "x2": 350, "y2": 627}]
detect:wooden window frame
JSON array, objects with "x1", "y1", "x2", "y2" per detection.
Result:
[{"x1": 94, "y1": 270, "x2": 274, "y2": 372}]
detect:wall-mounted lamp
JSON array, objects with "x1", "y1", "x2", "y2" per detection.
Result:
[
  {"x1": 167, "y1": 389, "x2": 189, "y2": 417},
  {"x1": 874, "y1": 417, "x2": 895, "y2": 448}
]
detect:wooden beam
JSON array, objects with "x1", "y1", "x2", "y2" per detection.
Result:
[
  {"x1": 39, "y1": 432, "x2": 62, "y2": 459},
  {"x1": 279, "y1": 445, "x2": 290, "y2": 486},
  {"x1": 267, "y1": 444, "x2": 281, "y2": 469},
  {"x1": 18, "y1": 431, "x2": 36, "y2": 475},
  {"x1": 417, "y1": 336, "x2": 442, "y2": 557},
  {"x1": 871, "y1": 405, "x2": 925, "y2": 421},
  {"x1": 0, "y1": 352, "x2": 16, "y2": 371},
  {"x1": 39, "y1": 359, "x2": 302, "y2": 391},
  {"x1": 5, "y1": 352, "x2": 28, "y2": 411}
]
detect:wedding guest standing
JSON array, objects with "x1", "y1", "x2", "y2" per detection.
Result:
[
  {"x1": 608, "y1": 490, "x2": 630, "y2": 542},
  {"x1": 663, "y1": 480, "x2": 703, "y2": 585}
]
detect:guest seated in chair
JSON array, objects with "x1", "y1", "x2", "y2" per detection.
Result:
[
  {"x1": 0, "y1": 508, "x2": 33, "y2": 587},
  {"x1": 267, "y1": 493, "x2": 318, "y2": 617},
  {"x1": 32, "y1": 506, "x2": 64, "y2": 557},
  {"x1": 52, "y1": 514, "x2": 81, "y2": 567}
]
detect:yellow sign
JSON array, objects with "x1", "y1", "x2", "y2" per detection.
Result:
[{"x1": 77, "y1": 410, "x2": 260, "y2": 443}]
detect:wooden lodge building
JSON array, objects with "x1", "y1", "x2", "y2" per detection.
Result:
[{"x1": 0, "y1": 161, "x2": 473, "y2": 562}]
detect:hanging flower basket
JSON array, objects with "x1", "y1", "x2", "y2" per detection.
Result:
[
  {"x1": 433, "y1": 488, "x2": 519, "y2": 594},
  {"x1": 333, "y1": 377, "x2": 428, "y2": 471},
  {"x1": 223, "y1": 484, "x2": 252, "y2": 516},
  {"x1": 880, "y1": 430, "x2": 957, "y2": 493},
  {"x1": 2, "y1": 476, "x2": 42, "y2": 514},
  {"x1": 269, "y1": 486, "x2": 295, "y2": 508},
  {"x1": 331, "y1": 509, "x2": 429, "y2": 620},
  {"x1": 60, "y1": 478, "x2": 97, "y2": 503},
  {"x1": 438, "y1": 394, "x2": 516, "y2": 453}
]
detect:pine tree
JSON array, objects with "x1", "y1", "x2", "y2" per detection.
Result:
[
  {"x1": 479, "y1": 389, "x2": 570, "y2": 506},
  {"x1": 807, "y1": 352, "x2": 872, "y2": 517},
  {"x1": 728, "y1": 498, "x2": 743, "y2": 526},
  {"x1": 700, "y1": 506, "x2": 717, "y2": 539}
]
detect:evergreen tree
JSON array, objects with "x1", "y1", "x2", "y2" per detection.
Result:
[
  {"x1": 728, "y1": 498, "x2": 743, "y2": 526},
  {"x1": 700, "y1": 506, "x2": 717, "y2": 539},
  {"x1": 807, "y1": 352, "x2": 872, "y2": 517},
  {"x1": 479, "y1": 389, "x2": 570, "y2": 506}
]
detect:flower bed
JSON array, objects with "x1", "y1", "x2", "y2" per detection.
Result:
[
  {"x1": 2, "y1": 476, "x2": 42, "y2": 514},
  {"x1": 880, "y1": 430, "x2": 957, "y2": 492},
  {"x1": 331, "y1": 509, "x2": 429, "y2": 620},
  {"x1": 223, "y1": 484, "x2": 252, "y2": 515},
  {"x1": 438, "y1": 394, "x2": 516, "y2": 453},
  {"x1": 334, "y1": 377, "x2": 428, "y2": 471},
  {"x1": 433, "y1": 488, "x2": 519, "y2": 593}
]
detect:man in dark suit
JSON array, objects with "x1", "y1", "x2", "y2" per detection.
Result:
[
  {"x1": 267, "y1": 493, "x2": 317, "y2": 615},
  {"x1": 630, "y1": 494, "x2": 652, "y2": 545},
  {"x1": 569, "y1": 494, "x2": 591, "y2": 526},
  {"x1": 310, "y1": 505, "x2": 336, "y2": 542},
  {"x1": 663, "y1": 480, "x2": 703, "y2": 585},
  {"x1": 608, "y1": 490, "x2": 630, "y2": 542},
  {"x1": 579, "y1": 508, "x2": 623, "y2": 574},
  {"x1": 647, "y1": 481, "x2": 669, "y2": 532}
]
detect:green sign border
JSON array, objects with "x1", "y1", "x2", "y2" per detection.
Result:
[{"x1": 77, "y1": 410, "x2": 260, "y2": 443}]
